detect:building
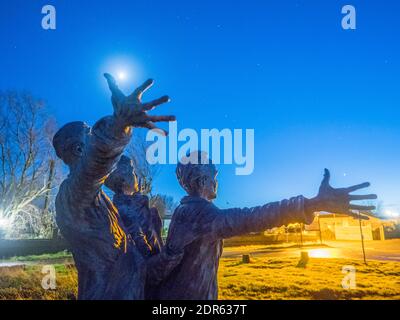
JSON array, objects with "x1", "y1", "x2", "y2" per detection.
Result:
[{"x1": 307, "y1": 212, "x2": 392, "y2": 241}]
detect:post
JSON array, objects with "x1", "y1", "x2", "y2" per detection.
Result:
[
  {"x1": 317, "y1": 213, "x2": 323, "y2": 244},
  {"x1": 285, "y1": 226, "x2": 289, "y2": 243},
  {"x1": 43, "y1": 160, "x2": 55, "y2": 214},
  {"x1": 242, "y1": 254, "x2": 251, "y2": 264},
  {"x1": 299, "y1": 223, "x2": 303, "y2": 247},
  {"x1": 296, "y1": 251, "x2": 309, "y2": 268},
  {"x1": 333, "y1": 213, "x2": 337, "y2": 239},
  {"x1": 358, "y1": 211, "x2": 367, "y2": 265},
  {"x1": 42, "y1": 160, "x2": 55, "y2": 238},
  {"x1": 379, "y1": 225, "x2": 385, "y2": 241}
]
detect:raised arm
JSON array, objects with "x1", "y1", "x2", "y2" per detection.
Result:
[{"x1": 69, "y1": 74, "x2": 175, "y2": 204}]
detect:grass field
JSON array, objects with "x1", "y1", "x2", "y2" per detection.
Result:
[
  {"x1": 4, "y1": 250, "x2": 72, "y2": 262},
  {"x1": 0, "y1": 264, "x2": 77, "y2": 300},
  {"x1": 0, "y1": 253, "x2": 399, "y2": 300},
  {"x1": 218, "y1": 256, "x2": 400, "y2": 300}
]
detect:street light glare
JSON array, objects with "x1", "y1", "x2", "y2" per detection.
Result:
[
  {"x1": 308, "y1": 249, "x2": 332, "y2": 259},
  {"x1": 0, "y1": 218, "x2": 10, "y2": 229},
  {"x1": 385, "y1": 210, "x2": 399, "y2": 218}
]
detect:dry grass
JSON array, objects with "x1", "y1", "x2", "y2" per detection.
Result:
[
  {"x1": 5, "y1": 250, "x2": 72, "y2": 262},
  {"x1": 0, "y1": 255, "x2": 399, "y2": 300},
  {"x1": 0, "y1": 264, "x2": 77, "y2": 300},
  {"x1": 218, "y1": 257, "x2": 400, "y2": 300}
]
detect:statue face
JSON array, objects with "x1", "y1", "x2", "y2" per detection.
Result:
[
  {"x1": 66, "y1": 129, "x2": 89, "y2": 166},
  {"x1": 176, "y1": 151, "x2": 219, "y2": 200},
  {"x1": 53, "y1": 121, "x2": 90, "y2": 167},
  {"x1": 105, "y1": 155, "x2": 139, "y2": 195},
  {"x1": 118, "y1": 169, "x2": 138, "y2": 195},
  {"x1": 200, "y1": 170, "x2": 218, "y2": 200}
]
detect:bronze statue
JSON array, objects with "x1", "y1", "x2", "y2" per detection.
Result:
[
  {"x1": 104, "y1": 155, "x2": 196, "y2": 299},
  {"x1": 52, "y1": 73, "x2": 175, "y2": 299},
  {"x1": 156, "y1": 151, "x2": 377, "y2": 300},
  {"x1": 105, "y1": 155, "x2": 163, "y2": 258}
]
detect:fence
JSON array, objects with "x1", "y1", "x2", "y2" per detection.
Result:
[
  {"x1": 224, "y1": 232, "x2": 320, "y2": 247},
  {"x1": 0, "y1": 239, "x2": 69, "y2": 259}
]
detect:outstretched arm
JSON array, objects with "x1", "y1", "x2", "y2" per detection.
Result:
[
  {"x1": 210, "y1": 169, "x2": 377, "y2": 239},
  {"x1": 211, "y1": 196, "x2": 307, "y2": 239},
  {"x1": 70, "y1": 74, "x2": 175, "y2": 204}
]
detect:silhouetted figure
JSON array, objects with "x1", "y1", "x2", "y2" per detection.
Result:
[
  {"x1": 53, "y1": 73, "x2": 174, "y2": 300},
  {"x1": 105, "y1": 155, "x2": 187, "y2": 299},
  {"x1": 157, "y1": 151, "x2": 377, "y2": 300},
  {"x1": 105, "y1": 155, "x2": 163, "y2": 257}
]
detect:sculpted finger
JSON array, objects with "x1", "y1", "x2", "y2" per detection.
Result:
[
  {"x1": 147, "y1": 115, "x2": 176, "y2": 123},
  {"x1": 319, "y1": 168, "x2": 330, "y2": 190},
  {"x1": 104, "y1": 73, "x2": 125, "y2": 101},
  {"x1": 131, "y1": 79, "x2": 154, "y2": 100},
  {"x1": 142, "y1": 122, "x2": 168, "y2": 136},
  {"x1": 322, "y1": 168, "x2": 330, "y2": 185},
  {"x1": 346, "y1": 182, "x2": 371, "y2": 193},
  {"x1": 142, "y1": 96, "x2": 170, "y2": 111},
  {"x1": 349, "y1": 204, "x2": 376, "y2": 211},
  {"x1": 349, "y1": 194, "x2": 377, "y2": 201}
]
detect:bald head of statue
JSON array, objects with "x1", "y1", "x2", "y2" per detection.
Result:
[{"x1": 52, "y1": 121, "x2": 90, "y2": 168}]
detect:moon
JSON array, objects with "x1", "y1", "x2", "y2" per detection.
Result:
[{"x1": 117, "y1": 71, "x2": 127, "y2": 81}]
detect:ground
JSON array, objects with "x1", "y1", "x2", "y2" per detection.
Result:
[
  {"x1": 0, "y1": 264, "x2": 77, "y2": 300},
  {"x1": 223, "y1": 240, "x2": 400, "y2": 262},
  {"x1": 218, "y1": 256, "x2": 400, "y2": 300},
  {"x1": 1, "y1": 241, "x2": 399, "y2": 300}
]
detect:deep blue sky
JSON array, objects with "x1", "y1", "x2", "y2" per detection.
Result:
[{"x1": 1, "y1": 0, "x2": 399, "y2": 214}]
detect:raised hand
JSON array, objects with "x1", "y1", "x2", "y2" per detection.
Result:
[
  {"x1": 305, "y1": 169, "x2": 377, "y2": 222},
  {"x1": 104, "y1": 73, "x2": 175, "y2": 135}
]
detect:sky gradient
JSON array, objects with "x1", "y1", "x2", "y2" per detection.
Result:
[{"x1": 1, "y1": 0, "x2": 399, "y2": 214}]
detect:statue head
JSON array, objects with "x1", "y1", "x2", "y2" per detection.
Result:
[
  {"x1": 176, "y1": 151, "x2": 218, "y2": 201},
  {"x1": 105, "y1": 155, "x2": 139, "y2": 195},
  {"x1": 52, "y1": 121, "x2": 90, "y2": 168}
]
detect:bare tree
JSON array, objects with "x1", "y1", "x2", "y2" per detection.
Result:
[
  {"x1": 0, "y1": 91, "x2": 58, "y2": 238},
  {"x1": 150, "y1": 194, "x2": 178, "y2": 219},
  {"x1": 124, "y1": 130, "x2": 178, "y2": 219},
  {"x1": 125, "y1": 129, "x2": 161, "y2": 195}
]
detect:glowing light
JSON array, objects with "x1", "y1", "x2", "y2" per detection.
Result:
[
  {"x1": 117, "y1": 71, "x2": 127, "y2": 81},
  {"x1": 308, "y1": 249, "x2": 332, "y2": 259},
  {"x1": 0, "y1": 218, "x2": 10, "y2": 230},
  {"x1": 385, "y1": 210, "x2": 399, "y2": 218},
  {"x1": 101, "y1": 56, "x2": 143, "y2": 89}
]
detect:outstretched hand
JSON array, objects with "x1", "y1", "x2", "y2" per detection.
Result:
[
  {"x1": 104, "y1": 73, "x2": 175, "y2": 135},
  {"x1": 305, "y1": 169, "x2": 377, "y2": 222}
]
